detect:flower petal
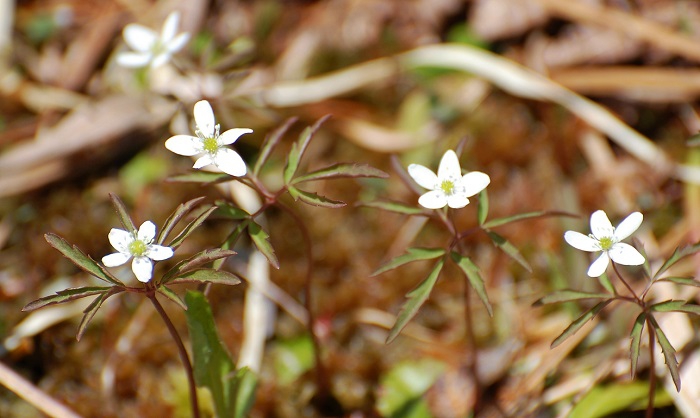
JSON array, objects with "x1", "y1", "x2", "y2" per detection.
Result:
[
  {"x1": 418, "y1": 190, "x2": 447, "y2": 209},
  {"x1": 213, "y1": 148, "x2": 247, "y2": 177},
  {"x1": 150, "y1": 52, "x2": 172, "y2": 68},
  {"x1": 132, "y1": 257, "x2": 154, "y2": 282},
  {"x1": 461, "y1": 171, "x2": 490, "y2": 197},
  {"x1": 587, "y1": 252, "x2": 610, "y2": 277},
  {"x1": 108, "y1": 228, "x2": 132, "y2": 253},
  {"x1": 116, "y1": 52, "x2": 152, "y2": 68},
  {"x1": 147, "y1": 245, "x2": 174, "y2": 261},
  {"x1": 437, "y1": 150, "x2": 461, "y2": 180},
  {"x1": 447, "y1": 194, "x2": 470, "y2": 209},
  {"x1": 193, "y1": 154, "x2": 214, "y2": 169},
  {"x1": 590, "y1": 210, "x2": 614, "y2": 240},
  {"x1": 614, "y1": 212, "x2": 643, "y2": 241},
  {"x1": 194, "y1": 100, "x2": 216, "y2": 138},
  {"x1": 102, "y1": 252, "x2": 131, "y2": 267},
  {"x1": 137, "y1": 221, "x2": 156, "y2": 242},
  {"x1": 165, "y1": 135, "x2": 202, "y2": 156},
  {"x1": 160, "y1": 11, "x2": 180, "y2": 43},
  {"x1": 218, "y1": 128, "x2": 253, "y2": 146},
  {"x1": 564, "y1": 231, "x2": 599, "y2": 252},
  {"x1": 407, "y1": 164, "x2": 438, "y2": 190},
  {"x1": 609, "y1": 243, "x2": 645, "y2": 266},
  {"x1": 123, "y1": 24, "x2": 157, "y2": 52},
  {"x1": 167, "y1": 33, "x2": 190, "y2": 54}
]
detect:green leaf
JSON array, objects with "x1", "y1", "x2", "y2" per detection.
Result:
[
  {"x1": 44, "y1": 234, "x2": 124, "y2": 286},
  {"x1": 169, "y1": 269, "x2": 242, "y2": 286},
  {"x1": 359, "y1": 200, "x2": 425, "y2": 216},
  {"x1": 23, "y1": 286, "x2": 112, "y2": 311},
  {"x1": 482, "y1": 210, "x2": 574, "y2": 229},
  {"x1": 654, "y1": 242, "x2": 700, "y2": 281},
  {"x1": 372, "y1": 247, "x2": 445, "y2": 276},
  {"x1": 253, "y1": 117, "x2": 297, "y2": 176},
  {"x1": 386, "y1": 259, "x2": 445, "y2": 344},
  {"x1": 569, "y1": 381, "x2": 672, "y2": 418},
  {"x1": 166, "y1": 171, "x2": 231, "y2": 184},
  {"x1": 450, "y1": 252, "x2": 492, "y2": 316},
  {"x1": 534, "y1": 290, "x2": 612, "y2": 306},
  {"x1": 287, "y1": 186, "x2": 346, "y2": 208},
  {"x1": 283, "y1": 115, "x2": 331, "y2": 184},
  {"x1": 272, "y1": 335, "x2": 315, "y2": 385},
  {"x1": 167, "y1": 205, "x2": 217, "y2": 249},
  {"x1": 477, "y1": 189, "x2": 488, "y2": 226},
  {"x1": 109, "y1": 193, "x2": 136, "y2": 232},
  {"x1": 597, "y1": 273, "x2": 616, "y2": 295},
  {"x1": 185, "y1": 291, "x2": 257, "y2": 418},
  {"x1": 157, "y1": 196, "x2": 206, "y2": 244},
  {"x1": 486, "y1": 231, "x2": 532, "y2": 272},
  {"x1": 77, "y1": 289, "x2": 121, "y2": 341},
  {"x1": 248, "y1": 221, "x2": 279, "y2": 269},
  {"x1": 214, "y1": 201, "x2": 250, "y2": 220},
  {"x1": 629, "y1": 313, "x2": 646, "y2": 379},
  {"x1": 162, "y1": 248, "x2": 238, "y2": 283},
  {"x1": 649, "y1": 300, "x2": 700, "y2": 315},
  {"x1": 649, "y1": 316, "x2": 681, "y2": 392},
  {"x1": 657, "y1": 276, "x2": 700, "y2": 288},
  {"x1": 291, "y1": 163, "x2": 388, "y2": 184},
  {"x1": 376, "y1": 359, "x2": 446, "y2": 418},
  {"x1": 157, "y1": 286, "x2": 186, "y2": 310},
  {"x1": 551, "y1": 300, "x2": 612, "y2": 348}
]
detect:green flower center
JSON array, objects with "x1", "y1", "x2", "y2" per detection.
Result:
[
  {"x1": 202, "y1": 136, "x2": 219, "y2": 154},
  {"x1": 129, "y1": 239, "x2": 148, "y2": 257},
  {"x1": 598, "y1": 236, "x2": 614, "y2": 251},
  {"x1": 440, "y1": 180, "x2": 455, "y2": 195}
]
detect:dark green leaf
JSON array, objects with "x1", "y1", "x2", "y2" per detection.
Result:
[
  {"x1": 23, "y1": 286, "x2": 112, "y2": 311},
  {"x1": 253, "y1": 117, "x2": 297, "y2": 176},
  {"x1": 477, "y1": 189, "x2": 488, "y2": 226},
  {"x1": 283, "y1": 115, "x2": 331, "y2": 184},
  {"x1": 157, "y1": 286, "x2": 186, "y2": 310},
  {"x1": 649, "y1": 316, "x2": 681, "y2": 391},
  {"x1": 629, "y1": 313, "x2": 646, "y2": 378},
  {"x1": 109, "y1": 193, "x2": 136, "y2": 232},
  {"x1": 372, "y1": 247, "x2": 445, "y2": 276},
  {"x1": 657, "y1": 276, "x2": 700, "y2": 288},
  {"x1": 248, "y1": 221, "x2": 279, "y2": 269},
  {"x1": 77, "y1": 289, "x2": 121, "y2": 341},
  {"x1": 166, "y1": 171, "x2": 231, "y2": 184},
  {"x1": 157, "y1": 196, "x2": 206, "y2": 244},
  {"x1": 386, "y1": 259, "x2": 444, "y2": 344},
  {"x1": 166, "y1": 205, "x2": 217, "y2": 249},
  {"x1": 287, "y1": 186, "x2": 346, "y2": 208},
  {"x1": 231, "y1": 367, "x2": 258, "y2": 418},
  {"x1": 214, "y1": 201, "x2": 250, "y2": 220},
  {"x1": 551, "y1": 300, "x2": 612, "y2": 348},
  {"x1": 291, "y1": 163, "x2": 388, "y2": 184},
  {"x1": 162, "y1": 248, "x2": 238, "y2": 283},
  {"x1": 482, "y1": 210, "x2": 575, "y2": 229},
  {"x1": 534, "y1": 290, "x2": 612, "y2": 306},
  {"x1": 486, "y1": 231, "x2": 532, "y2": 272},
  {"x1": 649, "y1": 300, "x2": 700, "y2": 315},
  {"x1": 654, "y1": 242, "x2": 700, "y2": 281},
  {"x1": 45, "y1": 234, "x2": 124, "y2": 286},
  {"x1": 450, "y1": 252, "x2": 492, "y2": 316},
  {"x1": 359, "y1": 200, "x2": 425, "y2": 216},
  {"x1": 169, "y1": 269, "x2": 242, "y2": 286}
]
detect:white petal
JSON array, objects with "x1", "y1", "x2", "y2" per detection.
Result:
[
  {"x1": 437, "y1": 150, "x2": 461, "y2": 180},
  {"x1": 407, "y1": 164, "x2": 438, "y2": 190},
  {"x1": 150, "y1": 52, "x2": 172, "y2": 68},
  {"x1": 447, "y1": 194, "x2": 469, "y2": 209},
  {"x1": 564, "y1": 231, "x2": 599, "y2": 252},
  {"x1": 116, "y1": 52, "x2": 152, "y2": 68},
  {"x1": 193, "y1": 154, "x2": 214, "y2": 169},
  {"x1": 147, "y1": 245, "x2": 174, "y2": 261},
  {"x1": 418, "y1": 190, "x2": 447, "y2": 209},
  {"x1": 132, "y1": 257, "x2": 154, "y2": 282},
  {"x1": 193, "y1": 100, "x2": 216, "y2": 138},
  {"x1": 123, "y1": 24, "x2": 157, "y2": 52},
  {"x1": 609, "y1": 243, "x2": 645, "y2": 266},
  {"x1": 218, "y1": 128, "x2": 253, "y2": 146},
  {"x1": 102, "y1": 252, "x2": 131, "y2": 267},
  {"x1": 167, "y1": 33, "x2": 190, "y2": 54},
  {"x1": 137, "y1": 221, "x2": 156, "y2": 242},
  {"x1": 590, "y1": 210, "x2": 614, "y2": 240},
  {"x1": 213, "y1": 148, "x2": 247, "y2": 177},
  {"x1": 108, "y1": 228, "x2": 132, "y2": 253},
  {"x1": 461, "y1": 171, "x2": 490, "y2": 197},
  {"x1": 165, "y1": 135, "x2": 202, "y2": 156},
  {"x1": 160, "y1": 11, "x2": 180, "y2": 43},
  {"x1": 614, "y1": 212, "x2": 643, "y2": 241},
  {"x1": 587, "y1": 252, "x2": 610, "y2": 277}
]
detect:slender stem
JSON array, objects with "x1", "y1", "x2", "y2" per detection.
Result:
[
  {"x1": 612, "y1": 263, "x2": 643, "y2": 304},
  {"x1": 646, "y1": 317, "x2": 656, "y2": 418},
  {"x1": 147, "y1": 292, "x2": 200, "y2": 418}
]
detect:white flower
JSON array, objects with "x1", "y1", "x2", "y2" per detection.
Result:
[
  {"x1": 116, "y1": 11, "x2": 190, "y2": 69},
  {"x1": 564, "y1": 210, "x2": 645, "y2": 278},
  {"x1": 102, "y1": 221, "x2": 174, "y2": 283},
  {"x1": 407, "y1": 150, "x2": 491, "y2": 209},
  {"x1": 165, "y1": 100, "x2": 252, "y2": 177}
]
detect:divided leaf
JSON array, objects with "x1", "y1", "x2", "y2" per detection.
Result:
[
  {"x1": 482, "y1": 210, "x2": 574, "y2": 229},
  {"x1": 169, "y1": 269, "x2": 242, "y2": 286},
  {"x1": 109, "y1": 193, "x2": 136, "y2": 232},
  {"x1": 629, "y1": 313, "x2": 646, "y2": 378},
  {"x1": 534, "y1": 290, "x2": 612, "y2": 306},
  {"x1": 162, "y1": 248, "x2": 238, "y2": 283},
  {"x1": 654, "y1": 242, "x2": 700, "y2": 281},
  {"x1": 551, "y1": 300, "x2": 612, "y2": 348},
  {"x1": 167, "y1": 205, "x2": 217, "y2": 249},
  {"x1": 649, "y1": 316, "x2": 681, "y2": 392},
  {"x1": 166, "y1": 172, "x2": 231, "y2": 184},
  {"x1": 372, "y1": 247, "x2": 445, "y2": 276},
  {"x1": 77, "y1": 289, "x2": 121, "y2": 341},
  {"x1": 283, "y1": 115, "x2": 331, "y2": 184},
  {"x1": 253, "y1": 117, "x2": 297, "y2": 176},
  {"x1": 44, "y1": 234, "x2": 124, "y2": 286},
  {"x1": 450, "y1": 252, "x2": 492, "y2": 316},
  {"x1": 649, "y1": 300, "x2": 700, "y2": 315},
  {"x1": 477, "y1": 189, "x2": 488, "y2": 226},
  {"x1": 291, "y1": 163, "x2": 388, "y2": 184},
  {"x1": 158, "y1": 285, "x2": 187, "y2": 310},
  {"x1": 486, "y1": 231, "x2": 532, "y2": 272},
  {"x1": 248, "y1": 221, "x2": 279, "y2": 269},
  {"x1": 359, "y1": 200, "x2": 425, "y2": 216},
  {"x1": 287, "y1": 186, "x2": 346, "y2": 208},
  {"x1": 23, "y1": 286, "x2": 112, "y2": 311},
  {"x1": 215, "y1": 201, "x2": 250, "y2": 220},
  {"x1": 157, "y1": 196, "x2": 207, "y2": 244},
  {"x1": 657, "y1": 276, "x2": 700, "y2": 288}
]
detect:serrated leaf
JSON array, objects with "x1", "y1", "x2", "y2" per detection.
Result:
[
  {"x1": 534, "y1": 290, "x2": 612, "y2": 306},
  {"x1": 386, "y1": 259, "x2": 445, "y2": 344},
  {"x1": 649, "y1": 316, "x2": 681, "y2": 391},
  {"x1": 486, "y1": 231, "x2": 532, "y2": 272},
  {"x1": 214, "y1": 201, "x2": 250, "y2": 220},
  {"x1": 283, "y1": 115, "x2": 331, "y2": 184},
  {"x1": 359, "y1": 200, "x2": 425, "y2": 216},
  {"x1": 45, "y1": 234, "x2": 124, "y2": 286},
  {"x1": 477, "y1": 189, "x2": 488, "y2": 226},
  {"x1": 253, "y1": 117, "x2": 297, "y2": 176},
  {"x1": 372, "y1": 247, "x2": 445, "y2": 276},
  {"x1": 166, "y1": 172, "x2": 231, "y2": 184},
  {"x1": 654, "y1": 242, "x2": 700, "y2": 281},
  {"x1": 162, "y1": 248, "x2": 238, "y2": 283},
  {"x1": 167, "y1": 205, "x2": 217, "y2": 249},
  {"x1": 657, "y1": 276, "x2": 700, "y2": 288},
  {"x1": 23, "y1": 286, "x2": 112, "y2": 311},
  {"x1": 248, "y1": 221, "x2": 279, "y2": 269},
  {"x1": 157, "y1": 196, "x2": 206, "y2": 244},
  {"x1": 291, "y1": 163, "x2": 388, "y2": 184},
  {"x1": 629, "y1": 313, "x2": 646, "y2": 378},
  {"x1": 551, "y1": 300, "x2": 612, "y2": 348},
  {"x1": 287, "y1": 186, "x2": 346, "y2": 208},
  {"x1": 77, "y1": 289, "x2": 120, "y2": 341},
  {"x1": 649, "y1": 300, "x2": 700, "y2": 315},
  {"x1": 157, "y1": 285, "x2": 186, "y2": 310},
  {"x1": 450, "y1": 252, "x2": 493, "y2": 316},
  {"x1": 109, "y1": 193, "x2": 136, "y2": 232},
  {"x1": 482, "y1": 210, "x2": 574, "y2": 229},
  {"x1": 169, "y1": 269, "x2": 242, "y2": 286}
]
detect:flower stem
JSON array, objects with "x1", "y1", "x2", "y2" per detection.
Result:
[
  {"x1": 612, "y1": 263, "x2": 643, "y2": 304},
  {"x1": 147, "y1": 291, "x2": 200, "y2": 418},
  {"x1": 646, "y1": 317, "x2": 656, "y2": 418}
]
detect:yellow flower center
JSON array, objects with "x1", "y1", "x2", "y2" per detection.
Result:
[
  {"x1": 598, "y1": 236, "x2": 614, "y2": 251},
  {"x1": 202, "y1": 137, "x2": 219, "y2": 154},
  {"x1": 440, "y1": 180, "x2": 455, "y2": 195},
  {"x1": 129, "y1": 239, "x2": 148, "y2": 257}
]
